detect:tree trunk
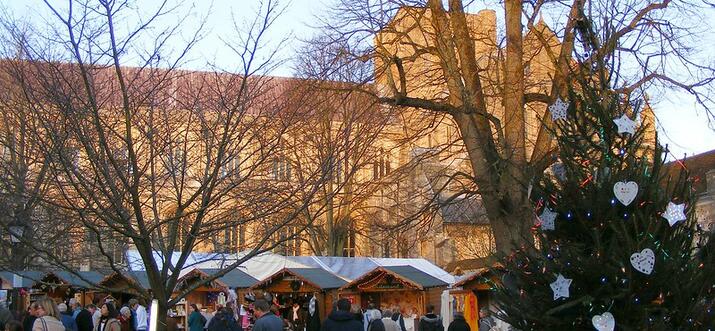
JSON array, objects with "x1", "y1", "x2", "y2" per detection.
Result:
[{"x1": 155, "y1": 299, "x2": 169, "y2": 331}]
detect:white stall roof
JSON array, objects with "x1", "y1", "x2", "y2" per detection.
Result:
[{"x1": 125, "y1": 251, "x2": 454, "y2": 285}]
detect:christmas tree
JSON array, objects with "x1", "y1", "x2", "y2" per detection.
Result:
[{"x1": 488, "y1": 62, "x2": 715, "y2": 330}]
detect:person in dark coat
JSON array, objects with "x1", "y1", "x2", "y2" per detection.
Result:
[
  {"x1": 321, "y1": 299, "x2": 362, "y2": 331},
  {"x1": 58, "y1": 304, "x2": 79, "y2": 331},
  {"x1": 188, "y1": 305, "x2": 206, "y2": 331},
  {"x1": 69, "y1": 300, "x2": 93, "y2": 331},
  {"x1": 305, "y1": 296, "x2": 320, "y2": 331},
  {"x1": 207, "y1": 307, "x2": 240, "y2": 331},
  {"x1": 446, "y1": 313, "x2": 469, "y2": 331},
  {"x1": 252, "y1": 300, "x2": 282, "y2": 331},
  {"x1": 23, "y1": 303, "x2": 38, "y2": 331},
  {"x1": 417, "y1": 305, "x2": 442, "y2": 331},
  {"x1": 365, "y1": 310, "x2": 384, "y2": 331}
]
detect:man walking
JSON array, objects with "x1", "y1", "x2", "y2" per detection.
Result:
[
  {"x1": 417, "y1": 305, "x2": 443, "y2": 331},
  {"x1": 69, "y1": 299, "x2": 93, "y2": 331},
  {"x1": 322, "y1": 299, "x2": 362, "y2": 331},
  {"x1": 129, "y1": 299, "x2": 147, "y2": 331},
  {"x1": 252, "y1": 299, "x2": 282, "y2": 331}
]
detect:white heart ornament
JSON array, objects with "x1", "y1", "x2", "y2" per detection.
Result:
[
  {"x1": 592, "y1": 312, "x2": 615, "y2": 331},
  {"x1": 613, "y1": 181, "x2": 638, "y2": 206},
  {"x1": 630, "y1": 248, "x2": 655, "y2": 275}
]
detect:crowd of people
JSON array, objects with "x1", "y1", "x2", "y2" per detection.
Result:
[
  {"x1": 0, "y1": 297, "x2": 148, "y2": 331},
  {"x1": 2, "y1": 297, "x2": 497, "y2": 331}
]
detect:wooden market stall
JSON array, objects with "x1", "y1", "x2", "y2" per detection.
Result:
[
  {"x1": 338, "y1": 266, "x2": 448, "y2": 319},
  {"x1": 171, "y1": 268, "x2": 259, "y2": 330},
  {"x1": 0, "y1": 271, "x2": 45, "y2": 310},
  {"x1": 92, "y1": 271, "x2": 150, "y2": 307},
  {"x1": 447, "y1": 268, "x2": 500, "y2": 331},
  {"x1": 251, "y1": 268, "x2": 346, "y2": 321}
]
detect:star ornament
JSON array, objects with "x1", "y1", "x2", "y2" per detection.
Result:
[
  {"x1": 613, "y1": 114, "x2": 637, "y2": 135},
  {"x1": 549, "y1": 97, "x2": 569, "y2": 121},
  {"x1": 662, "y1": 201, "x2": 686, "y2": 227},
  {"x1": 550, "y1": 274, "x2": 572, "y2": 300},
  {"x1": 538, "y1": 208, "x2": 557, "y2": 231}
]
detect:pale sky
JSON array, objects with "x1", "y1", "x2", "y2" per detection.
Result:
[{"x1": 4, "y1": 0, "x2": 715, "y2": 159}]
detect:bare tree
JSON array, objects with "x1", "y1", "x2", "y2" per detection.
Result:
[
  {"x1": 302, "y1": 0, "x2": 715, "y2": 254},
  {"x1": 0, "y1": 0, "x2": 328, "y2": 329}
]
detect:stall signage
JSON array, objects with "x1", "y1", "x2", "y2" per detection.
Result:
[{"x1": 375, "y1": 282, "x2": 404, "y2": 289}]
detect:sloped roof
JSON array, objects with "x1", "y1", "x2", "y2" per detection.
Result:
[
  {"x1": 287, "y1": 268, "x2": 346, "y2": 289},
  {"x1": 50, "y1": 271, "x2": 105, "y2": 288},
  {"x1": 252, "y1": 268, "x2": 346, "y2": 290},
  {"x1": 125, "y1": 251, "x2": 455, "y2": 286},
  {"x1": 178, "y1": 268, "x2": 258, "y2": 289},
  {"x1": 0, "y1": 271, "x2": 45, "y2": 287},
  {"x1": 663, "y1": 149, "x2": 715, "y2": 195},
  {"x1": 383, "y1": 266, "x2": 448, "y2": 288},
  {"x1": 341, "y1": 265, "x2": 448, "y2": 291},
  {"x1": 438, "y1": 196, "x2": 489, "y2": 224}
]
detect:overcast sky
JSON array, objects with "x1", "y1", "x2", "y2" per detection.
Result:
[{"x1": 4, "y1": 0, "x2": 715, "y2": 159}]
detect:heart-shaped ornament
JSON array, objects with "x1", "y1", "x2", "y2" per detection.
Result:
[
  {"x1": 592, "y1": 312, "x2": 615, "y2": 331},
  {"x1": 630, "y1": 248, "x2": 655, "y2": 275},
  {"x1": 613, "y1": 181, "x2": 638, "y2": 206}
]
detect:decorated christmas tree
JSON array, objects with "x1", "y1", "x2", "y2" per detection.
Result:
[{"x1": 489, "y1": 63, "x2": 715, "y2": 330}]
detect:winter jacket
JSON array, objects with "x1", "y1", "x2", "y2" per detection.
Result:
[
  {"x1": 447, "y1": 316, "x2": 470, "y2": 331},
  {"x1": 417, "y1": 314, "x2": 443, "y2": 331},
  {"x1": 61, "y1": 312, "x2": 79, "y2": 331},
  {"x1": 477, "y1": 317, "x2": 494, "y2": 331},
  {"x1": 75, "y1": 309, "x2": 94, "y2": 331},
  {"x1": 0, "y1": 306, "x2": 14, "y2": 330},
  {"x1": 207, "y1": 311, "x2": 240, "y2": 331},
  {"x1": 188, "y1": 311, "x2": 207, "y2": 331},
  {"x1": 253, "y1": 312, "x2": 282, "y2": 331},
  {"x1": 367, "y1": 319, "x2": 384, "y2": 331},
  {"x1": 134, "y1": 306, "x2": 147, "y2": 331},
  {"x1": 321, "y1": 310, "x2": 363, "y2": 331},
  {"x1": 95, "y1": 317, "x2": 122, "y2": 331},
  {"x1": 33, "y1": 316, "x2": 67, "y2": 331}
]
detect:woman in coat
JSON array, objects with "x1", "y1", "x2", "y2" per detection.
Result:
[
  {"x1": 95, "y1": 303, "x2": 121, "y2": 331},
  {"x1": 32, "y1": 298, "x2": 65, "y2": 331},
  {"x1": 188, "y1": 304, "x2": 207, "y2": 331}
]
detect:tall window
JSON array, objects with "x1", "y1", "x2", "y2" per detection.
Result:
[
  {"x1": 272, "y1": 157, "x2": 291, "y2": 181},
  {"x1": 221, "y1": 155, "x2": 241, "y2": 179},
  {"x1": 343, "y1": 229, "x2": 356, "y2": 257},
  {"x1": 169, "y1": 148, "x2": 185, "y2": 174},
  {"x1": 372, "y1": 149, "x2": 391, "y2": 179},
  {"x1": 222, "y1": 226, "x2": 238, "y2": 253}
]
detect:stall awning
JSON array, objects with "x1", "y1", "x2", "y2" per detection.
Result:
[
  {"x1": 340, "y1": 266, "x2": 448, "y2": 291},
  {"x1": 51, "y1": 271, "x2": 106, "y2": 288},
  {"x1": 177, "y1": 268, "x2": 258, "y2": 290},
  {"x1": 252, "y1": 267, "x2": 347, "y2": 291},
  {"x1": 98, "y1": 271, "x2": 150, "y2": 290},
  {"x1": 0, "y1": 271, "x2": 45, "y2": 288}
]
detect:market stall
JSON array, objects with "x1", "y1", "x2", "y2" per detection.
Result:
[
  {"x1": 93, "y1": 271, "x2": 150, "y2": 307},
  {"x1": 338, "y1": 265, "x2": 448, "y2": 328},
  {"x1": 171, "y1": 268, "x2": 258, "y2": 330},
  {"x1": 444, "y1": 268, "x2": 500, "y2": 331},
  {"x1": 251, "y1": 268, "x2": 346, "y2": 322}
]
